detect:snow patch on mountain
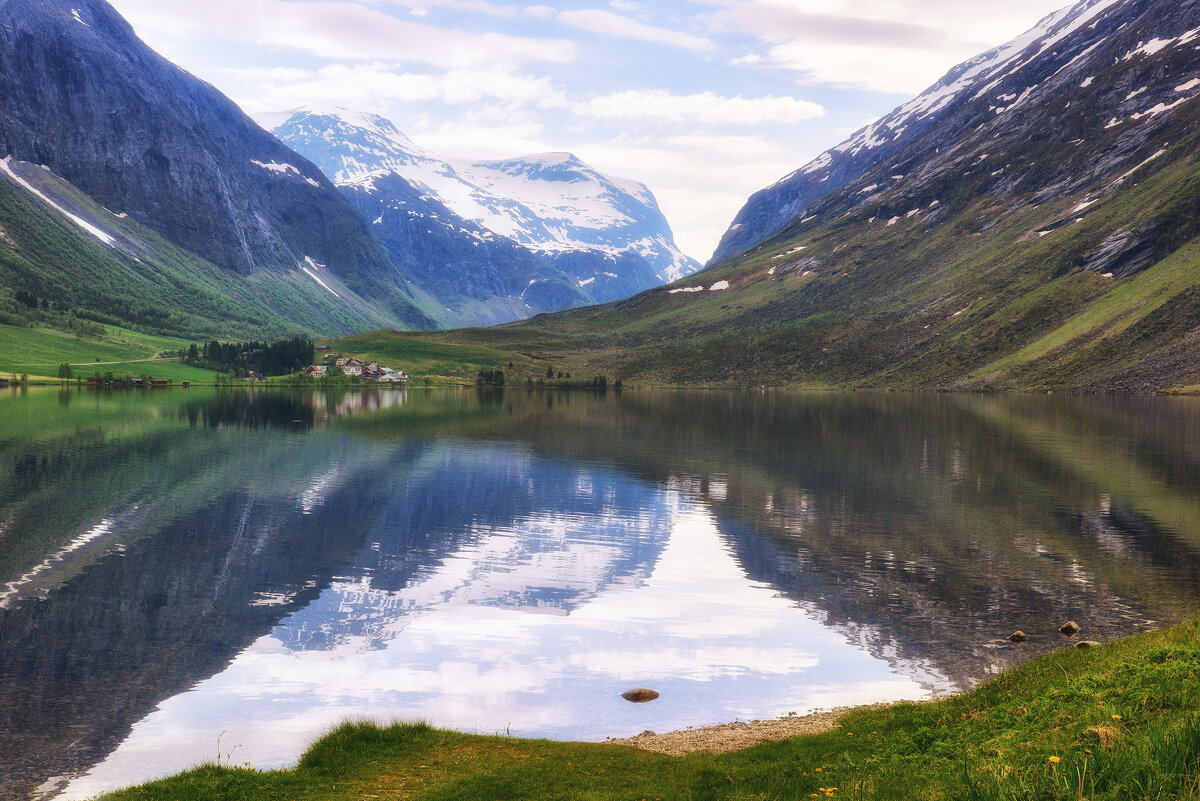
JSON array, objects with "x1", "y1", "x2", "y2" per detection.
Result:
[
  {"x1": 252, "y1": 159, "x2": 321, "y2": 188},
  {"x1": 1, "y1": 156, "x2": 114, "y2": 245}
]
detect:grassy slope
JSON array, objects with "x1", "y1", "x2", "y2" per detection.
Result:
[
  {"x1": 338, "y1": 126, "x2": 1200, "y2": 392},
  {"x1": 0, "y1": 323, "x2": 218, "y2": 380},
  {"x1": 100, "y1": 620, "x2": 1200, "y2": 801},
  {"x1": 0, "y1": 162, "x2": 441, "y2": 341}
]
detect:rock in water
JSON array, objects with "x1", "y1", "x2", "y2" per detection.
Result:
[
  {"x1": 621, "y1": 689, "x2": 660, "y2": 703},
  {"x1": 1008, "y1": 631, "x2": 1028, "y2": 643},
  {"x1": 1059, "y1": 621, "x2": 1081, "y2": 636}
]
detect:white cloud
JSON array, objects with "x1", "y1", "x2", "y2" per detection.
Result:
[
  {"x1": 523, "y1": 3, "x2": 556, "y2": 17},
  {"x1": 574, "y1": 89, "x2": 824, "y2": 125},
  {"x1": 703, "y1": 0, "x2": 1077, "y2": 94},
  {"x1": 557, "y1": 9, "x2": 714, "y2": 50},
  {"x1": 729, "y1": 52, "x2": 765, "y2": 66},
  {"x1": 225, "y1": 63, "x2": 567, "y2": 114},
  {"x1": 108, "y1": 0, "x2": 575, "y2": 68}
]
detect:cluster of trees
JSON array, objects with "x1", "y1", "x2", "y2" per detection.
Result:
[
  {"x1": 476, "y1": 369, "x2": 506, "y2": 387},
  {"x1": 177, "y1": 337, "x2": 314, "y2": 377},
  {"x1": 4, "y1": 289, "x2": 108, "y2": 339}
]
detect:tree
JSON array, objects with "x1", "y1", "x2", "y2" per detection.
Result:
[
  {"x1": 546, "y1": 365, "x2": 555, "y2": 379},
  {"x1": 57, "y1": 363, "x2": 73, "y2": 380}
]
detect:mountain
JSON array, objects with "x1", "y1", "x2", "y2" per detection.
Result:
[
  {"x1": 405, "y1": 0, "x2": 1200, "y2": 393},
  {"x1": 0, "y1": 156, "x2": 403, "y2": 339},
  {"x1": 272, "y1": 108, "x2": 699, "y2": 325},
  {"x1": 0, "y1": 0, "x2": 440, "y2": 334},
  {"x1": 711, "y1": 0, "x2": 1125, "y2": 264}
]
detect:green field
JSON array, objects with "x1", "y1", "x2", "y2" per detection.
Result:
[
  {"x1": 99, "y1": 620, "x2": 1200, "y2": 800},
  {"x1": 0, "y1": 323, "x2": 215, "y2": 381}
]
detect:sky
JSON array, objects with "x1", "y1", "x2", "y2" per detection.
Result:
[{"x1": 105, "y1": 0, "x2": 1075, "y2": 263}]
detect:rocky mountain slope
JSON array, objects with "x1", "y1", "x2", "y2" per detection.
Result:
[
  {"x1": 711, "y1": 0, "x2": 1125, "y2": 264},
  {"x1": 272, "y1": 109, "x2": 699, "y2": 325},
  {"x1": 0, "y1": 0, "x2": 440, "y2": 333},
  {"x1": 413, "y1": 0, "x2": 1200, "y2": 392}
]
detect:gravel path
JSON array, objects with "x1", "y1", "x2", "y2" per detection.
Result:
[{"x1": 606, "y1": 706, "x2": 891, "y2": 756}]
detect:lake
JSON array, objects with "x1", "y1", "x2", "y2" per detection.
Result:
[{"x1": 4, "y1": 386, "x2": 1200, "y2": 799}]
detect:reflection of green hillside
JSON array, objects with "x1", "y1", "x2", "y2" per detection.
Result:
[
  {"x1": 0, "y1": 389, "x2": 371, "y2": 586},
  {"x1": 362, "y1": 390, "x2": 1200, "y2": 687}
]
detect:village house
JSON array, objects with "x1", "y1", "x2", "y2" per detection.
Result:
[{"x1": 304, "y1": 357, "x2": 408, "y2": 383}]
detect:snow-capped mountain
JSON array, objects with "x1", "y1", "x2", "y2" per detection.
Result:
[
  {"x1": 272, "y1": 109, "x2": 700, "y2": 325},
  {"x1": 711, "y1": 0, "x2": 1126, "y2": 263}
]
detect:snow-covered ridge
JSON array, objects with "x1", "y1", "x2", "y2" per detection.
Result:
[
  {"x1": 783, "y1": 0, "x2": 1121, "y2": 182},
  {"x1": 271, "y1": 107, "x2": 699, "y2": 283},
  {"x1": 714, "y1": 0, "x2": 1131, "y2": 264}
]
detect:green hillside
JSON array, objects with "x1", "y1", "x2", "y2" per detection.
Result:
[
  {"x1": 0, "y1": 161, "x2": 438, "y2": 343},
  {"x1": 349, "y1": 125, "x2": 1200, "y2": 393}
]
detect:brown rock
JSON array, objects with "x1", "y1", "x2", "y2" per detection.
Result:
[
  {"x1": 621, "y1": 688, "x2": 660, "y2": 703},
  {"x1": 1008, "y1": 631, "x2": 1028, "y2": 643},
  {"x1": 1059, "y1": 621, "x2": 1081, "y2": 636},
  {"x1": 1075, "y1": 641, "x2": 1102, "y2": 649}
]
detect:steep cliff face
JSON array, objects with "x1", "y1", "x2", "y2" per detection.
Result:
[
  {"x1": 0, "y1": 0, "x2": 439, "y2": 329},
  {"x1": 273, "y1": 109, "x2": 698, "y2": 325}
]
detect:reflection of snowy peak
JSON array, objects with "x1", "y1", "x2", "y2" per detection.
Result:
[
  {"x1": 711, "y1": 0, "x2": 1124, "y2": 263},
  {"x1": 274, "y1": 446, "x2": 676, "y2": 652},
  {"x1": 272, "y1": 108, "x2": 699, "y2": 325}
]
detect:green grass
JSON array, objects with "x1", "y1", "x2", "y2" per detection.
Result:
[
  {"x1": 0, "y1": 323, "x2": 214, "y2": 380},
  {"x1": 98, "y1": 620, "x2": 1200, "y2": 800}
]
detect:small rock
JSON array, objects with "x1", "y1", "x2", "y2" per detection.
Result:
[
  {"x1": 638, "y1": 730, "x2": 656, "y2": 737},
  {"x1": 621, "y1": 688, "x2": 661, "y2": 703},
  {"x1": 1059, "y1": 621, "x2": 1081, "y2": 636},
  {"x1": 1009, "y1": 631, "x2": 1028, "y2": 643},
  {"x1": 1075, "y1": 641, "x2": 1102, "y2": 649}
]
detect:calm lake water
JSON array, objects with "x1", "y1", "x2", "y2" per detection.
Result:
[{"x1": 4, "y1": 387, "x2": 1200, "y2": 798}]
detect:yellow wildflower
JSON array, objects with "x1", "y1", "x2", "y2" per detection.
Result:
[
  {"x1": 1112, "y1": 714, "x2": 1122, "y2": 720},
  {"x1": 1048, "y1": 756, "x2": 1061, "y2": 765}
]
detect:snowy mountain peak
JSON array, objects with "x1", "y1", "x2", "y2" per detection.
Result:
[{"x1": 274, "y1": 108, "x2": 699, "y2": 285}]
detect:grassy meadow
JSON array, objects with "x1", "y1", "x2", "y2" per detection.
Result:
[{"x1": 98, "y1": 620, "x2": 1200, "y2": 801}]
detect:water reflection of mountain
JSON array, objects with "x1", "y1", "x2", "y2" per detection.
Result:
[
  {"x1": 441, "y1": 391, "x2": 1200, "y2": 693},
  {"x1": 8, "y1": 389, "x2": 1200, "y2": 798},
  {"x1": 274, "y1": 445, "x2": 674, "y2": 652},
  {"x1": 0, "y1": 392, "x2": 670, "y2": 800}
]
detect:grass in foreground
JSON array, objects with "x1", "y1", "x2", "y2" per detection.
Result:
[{"x1": 99, "y1": 621, "x2": 1200, "y2": 800}]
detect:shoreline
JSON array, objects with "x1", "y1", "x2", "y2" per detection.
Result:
[{"x1": 606, "y1": 702, "x2": 908, "y2": 756}]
